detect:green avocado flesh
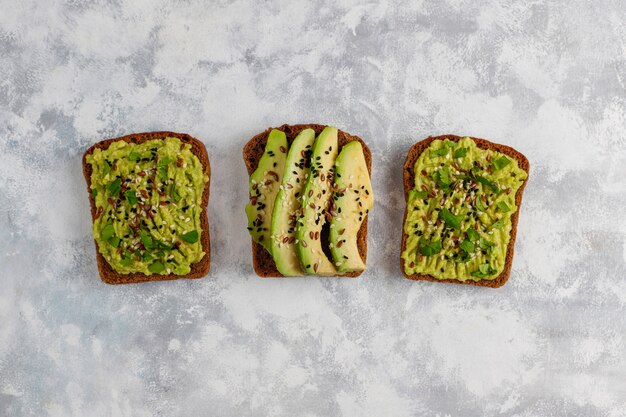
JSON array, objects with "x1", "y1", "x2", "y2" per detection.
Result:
[
  {"x1": 245, "y1": 130, "x2": 288, "y2": 252},
  {"x1": 86, "y1": 137, "x2": 208, "y2": 275},
  {"x1": 401, "y1": 137, "x2": 527, "y2": 281},
  {"x1": 246, "y1": 126, "x2": 373, "y2": 276},
  {"x1": 330, "y1": 141, "x2": 373, "y2": 273},
  {"x1": 296, "y1": 127, "x2": 339, "y2": 276},
  {"x1": 270, "y1": 129, "x2": 316, "y2": 276}
]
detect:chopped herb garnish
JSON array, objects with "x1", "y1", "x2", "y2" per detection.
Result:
[
  {"x1": 459, "y1": 239, "x2": 474, "y2": 253},
  {"x1": 148, "y1": 261, "x2": 165, "y2": 273},
  {"x1": 466, "y1": 227, "x2": 479, "y2": 242},
  {"x1": 471, "y1": 263, "x2": 497, "y2": 278},
  {"x1": 101, "y1": 223, "x2": 115, "y2": 240},
  {"x1": 120, "y1": 256, "x2": 133, "y2": 267},
  {"x1": 497, "y1": 201, "x2": 510, "y2": 212},
  {"x1": 443, "y1": 139, "x2": 457, "y2": 149},
  {"x1": 181, "y1": 230, "x2": 199, "y2": 243},
  {"x1": 157, "y1": 157, "x2": 171, "y2": 181},
  {"x1": 431, "y1": 146, "x2": 449, "y2": 158},
  {"x1": 475, "y1": 197, "x2": 487, "y2": 212},
  {"x1": 432, "y1": 166, "x2": 451, "y2": 191},
  {"x1": 492, "y1": 156, "x2": 511, "y2": 170},
  {"x1": 475, "y1": 175, "x2": 498, "y2": 192},
  {"x1": 409, "y1": 190, "x2": 429, "y2": 200},
  {"x1": 454, "y1": 251, "x2": 470, "y2": 263},
  {"x1": 108, "y1": 236, "x2": 121, "y2": 248},
  {"x1": 453, "y1": 147, "x2": 467, "y2": 158},
  {"x1": 103, "y1": 160, "x2": 111, "y2": 176},
  {"x1": 439, "y1": 208, "x2": 462, "y2": 230},
  {"x1": 418, "y1": 238, "x2": 442, "y2": 256},
  {"x1": 171, "y1": 182, "x2": 182, "y2": 202},
  {"x1": 139, "y1": 230, "x2": 154, "y2": 250},
  {"x1": 91, "y1": 189, "x2": 97, "y2": 198},
  {"x1": 124, "y1": 190, "x2": 138, "y2": 205},
  {"x1": 107, "y1": 178, "x2": 122, "y2": 196},
  {"x1": 479, "y1": 238, "x2": 494, "y2": 254},
  {"x1": 128, "y1": 151, "x2": 141, "y2": 162},
  {"x1": 491, "y1": 218, "x2": 506, "y2": 229}
]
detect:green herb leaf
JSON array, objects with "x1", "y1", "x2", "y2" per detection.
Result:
[
  {"x1": 128, "y1": 151, "x2": 141, "y2": 163},
  {"x1": 430, "y1": 146, "x2": 449, "y2": 158},
  {"x1": 418, "y1": 238, "x2": 442, "y2": 256},
  {"x1": 454, "y1": 251, "x2": 470, "y2": 263},
  {"x1": 107, "y1": 178, "x2": 122, "y2": 196},
  {"x1": 475, "y1": 197, "x2": 487, "y2": 212},
  {"x1": 475, "y1": 175, "x2": 498, "y2": 192},
  {"x1": 155, "y1": 240, "x2": 172, "y2": 250},
  {"x1": 492, "y1": 156, "x2": 511, "y2": 170},
  {"x1": 459, "y1": 239, "x2": 475, "y2": 253},
  {"x1": 466, "y1": 227, "x2": 480, "y2": 242},
  {"x1": 443, "y1": 139, "x2": 457, "y2": 149},
  {"x1": 91, "y1": 189, "x2": 97, "y2": 198},
  {"x1": 171, "y1": 183, "x2": 182, "y2": 202},
  {"x1": 182, "y1": 230, "x2": 199, "y2": 244},
  {"x1": 453, "y1": 147, "x2": 467, "y2": 158},
  {"x1": 148, "y1": 261, "x2": 165, "y2": 273},
  {"x1": 124, "y1": 190, "x2": 138, "y2": 205},
  {"x1": 439, "y1": 208, "x2": 462, "y2": 230},
  {"x1": 409, "y1": 190, "x2": 429, "y2": 201},
  {"x1": 157, "y1": 157, "x2": 171, "y2": 181},
  {"x1": 120, "y1": 256, "x2": 133, "y2": 267},
  {"x1": 471, "y1": 263, "x2": 497, "y2": 278},
  {"x1": 108, "y1": 236, "x2": 120, "y2": 248},
  {"x1": 103, "y1": 160, "x2": 111, "y2": 176},
  {"x1": 101, "y1": 223, "x2": 115, "y2": 241},
  {"x1": 140, "y1": 230, "x2": 154, "y2": 250},
  {"x1": 497, "y1": 201, "x2": 510, "y2": 212},
  {"x1": 491, "y1": 218, "x2": 506, "y2": 229},
  {"x1": 479, "y1": 238, "x2": 494, "y2": 254},
  {"x1": 142, "y1": 251, "x2": 153, "y2": 262},
  {"x1": 431, "y1": 166, "x2": 451, "y2": 191}
]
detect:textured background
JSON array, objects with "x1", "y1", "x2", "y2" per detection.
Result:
[{"x1": 1, "y1": 0, "x2": 626, "y2": 416}]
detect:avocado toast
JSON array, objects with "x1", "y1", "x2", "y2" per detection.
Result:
[
  {"x1": 83, "y1": 132, "x2": 211, "y2": 284},
  {"x1": 243, "y1": 124, "x2": 373, "y2": 277},
  {"x1": 401, "y1": 135, "x2": 529, "y2": 287}
]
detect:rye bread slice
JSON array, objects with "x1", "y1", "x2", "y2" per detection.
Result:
[
  {"x1": 243, "y1": 124, "x2": 372, "y2": 278},
  {"x1": 83, "y1": 131, "x2": 211, "y2": 284},
  {"x1": 401, "y1": 135, "x2": 529, "y2": 288}
]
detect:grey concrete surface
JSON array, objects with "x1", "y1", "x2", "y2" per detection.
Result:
[{"x1": 1, "y1": 1, "x2": 625, "y2": 416}]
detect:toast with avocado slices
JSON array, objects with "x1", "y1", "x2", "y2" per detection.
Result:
[
  {"x1": 83, "y1": 132, "x2": 211, "y2": 284},
  {"x1": 401, "y1": 135, "x2": 529, "y2": 288},
  {"x1": 243, "y1": 124, "x2": 373, "y2": 277}
]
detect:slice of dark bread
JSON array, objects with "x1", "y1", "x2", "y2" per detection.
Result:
[
  {"x1": 243, "y1": 124, "x2": 372, "y2": 278},
  {"x1": 83, "y1": 131, "x2": 211, "y2": 284},
  {"x1": 401, "y1": 135, "x2": 529, "y2": 288}
]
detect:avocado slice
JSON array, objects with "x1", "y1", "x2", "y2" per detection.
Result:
[
  {"x1": 245, "y1": 130, "x2": 288, "y2": 252},
  {"x1": 330, "y1": 141, "x2": 373, "y2": 272},
  {"x1": 270, "y1": 128, "x2": 316, "y2": 276},
  {"x1": 295, "y1": 127, "x2": 339, "y2": 275}
]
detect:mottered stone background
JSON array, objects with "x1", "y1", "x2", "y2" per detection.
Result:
[{"x1": 1, "y1": 1, "x2": 625, "y2": 416}]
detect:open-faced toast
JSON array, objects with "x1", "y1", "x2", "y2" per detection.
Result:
[
  {"x1": 401, "y1": 135, "x2": 529, "y2": 288},
  {"x1": 243, "y1": 124, "x2": 372, "y2": 277},
  {"x1": 83, "y1": 131, "x2": 210, "y2": 284}
]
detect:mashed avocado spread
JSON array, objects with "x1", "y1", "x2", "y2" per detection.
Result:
[
  {"x1": 402, "y1": 137, "x2": 527, "y2": 281},
  {"x1": 87, "y1": 137, "x2": 208, "y2": 275}
]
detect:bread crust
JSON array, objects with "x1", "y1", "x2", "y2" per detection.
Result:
[
  {"x1": 83, "y1": 131, "x2": 211, "y2": 284},
  {"x1": 400, "y1": 135, "x2": 529, "y2": 288},
  {"x1": 242, "y1": 124, "x2": 372, "y2": 278}
]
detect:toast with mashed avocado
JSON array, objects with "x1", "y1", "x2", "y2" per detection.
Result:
[
  {"x1": 401, "y1": 135, "x2": 529, "y2": 287},
  {"x1": 243, "y1": 124, "x2": 373, "y2": 277},
  {"x1": 83, "y1": 132, "x2": 211, "y2": 284}
]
